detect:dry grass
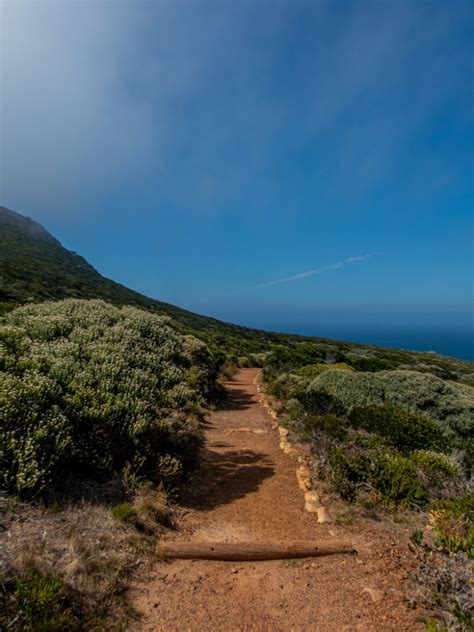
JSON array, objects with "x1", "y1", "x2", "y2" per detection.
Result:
[
  {"x1": 0, "y1": 495, "x2": 163, "y2": 629},
  {"x1": 411, "y1": 552, "x2": 473, "y2": 631},
  {"x1": 133, "y1": 488, "x2": 172, "y2": 526}
]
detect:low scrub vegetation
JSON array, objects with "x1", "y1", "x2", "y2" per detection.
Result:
[
  {"x1": 348, "y1": 405, "x2": 449, "y2": 454},
  {"x1": 264, "y1": 350, "x2": 473, "y2": 630},
  {"x1": 308, "y1": 369, "x2": 474, "y2": 449},
  {"x1": 0, "y1": 299, "x2": 218, "y2": 628},
  {"x1": 265, "y1": 360, "x2": 472, "y2": 509},
  {"x1": 2, "y1": 568, "x2": 82, "y2": 631},
  {"x1": 413, "y1": 551, "x2": 473, "y2": 631},
  {"x1": 1, "y1": 299, "x2": 217, "y2": 498},
  {"x1": 428, "y1": 494, "x2": 474, "y2": 558},
  {"x1": 410, "y1": 494, "x2": 473, "y2": 630}
]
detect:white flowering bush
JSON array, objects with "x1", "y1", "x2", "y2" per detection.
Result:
[{"x1": 0, "y1": 300, "x2": 216, "y2": 497}]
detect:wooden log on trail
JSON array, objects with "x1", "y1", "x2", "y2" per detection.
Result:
[{"x1": 156, "y1": 540, "x2": 356, "y2": 561}]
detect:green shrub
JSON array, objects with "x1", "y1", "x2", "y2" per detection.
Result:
[
  {"x1": 349, "y1": 404, "x2": 449, "y2": 454},
  {"x1": 276, "y1": 367, "x2": 469, "y2": 511},
  {"x1": 328, "y1": 439, "x2": 429, "y2": 507},
  {"x1": 248, "y1": 352, "x2": 268, "y2": 368},
  {"x1": 237, "y1": 356, "x2": 251, "y2": 367},
  {"x1": 302, "y1": 413, "x2": 348, "y2": 440},
  {"x1": 348, "y1": 356, "x2": 396, "y2": 372},
  {"x1": 220, "y1": 362, "x2": 238, "y2": 380},
  {"x1": 374, "y1": 454, "x2": 428, "y2": 507},
  {"x1": 428, "y1": 494, "x2": 474, "y2": 558},
  {"x1": 295, "y1": 362, "x2": 353, "y2": 380},
  {"x1": 264, "y1": 344, "x2": 325, "y2": 371},
  {"x1": 111, "y1": 502, "x2": 137, "y2": 523},
  {"x1": 265, "y1": 371, "x2": 302, "y2": 401},
  {"x1": 411, "y1": 451, "x2": 463, "y2": 499},
  {"x1": 327, "y1": 440, "x2": 391, "y2": 502},
  {"x1": 299, "y1": 387, "x2": 345, "y2": 417},
  {"x1": 327, "y1": 445, "x2": 363, "y2": 500},
  {"x1": 0, "y1": 299, "x2": 216, "y2": 497},
  {"x1": 285, "y1": 397, "x2": 305, "y2": 421},
  {"x1": 305, "y1": 370, "x2": 384, "y2": 412},
  {"x1": 0, "y1": 570, "x2": 79, "y2": 631},
  {"x1": 0, "y1": 301, "x2": 16, "y2": 316},
  {"x1": 314, "y1": 421, "x2": 465, "y2": 508}
]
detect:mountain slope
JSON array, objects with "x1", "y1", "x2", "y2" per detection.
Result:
[
  {"x1": 0, "y1": 206, "x2": 211, "y2": 320},
  {"x1": 1, "y1": 206, "x2": 472, "y2": 378},
  {"x1": 0, "y1": 206, "x2": 279, "y2": 348}
]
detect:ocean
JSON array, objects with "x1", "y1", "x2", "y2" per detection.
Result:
[{"x1": 279, "y1": 326, "x2": 474, "y2": 362}]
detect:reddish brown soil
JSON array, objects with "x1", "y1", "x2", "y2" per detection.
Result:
[{"x1": 130, "y1": 369, "x2": 424, "y2": 631}]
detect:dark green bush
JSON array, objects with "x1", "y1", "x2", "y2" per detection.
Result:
[
  {"x1": 302, "y1": 413, "x2": 348, "y2": 440},
  {"x1": 0, "y1": 301, "x2": 16, "y2": 316},
  {"x1": 348, "y1": 356, "x2": 396, "y2": 372},
  {"x1": 327, "y1": 440, "x2": 390, "y2": 502},
  {"x1": 261, "y1": 334, "x2": 471, "y2": 516},
  {"x1": 327, "y1": 446, "x2": 362, "y2": 500},
  {"x1": 265, "y1": 371, "x2": 305, "y2": 401},
  {"x1": 374, "y1": 455, "x2": 428, "y2": 507},
  {"x1": 276, "y1": 369, "x2": 468, "y2": 509},
  {"x1": 327, "y1": 438, "x2": 466, "y2": 508},
  {"x1": 299, "y1": 388, "x2": 345, "y2": 417},
  {"x1": 265, "y1": 344, "x2": 325, "y2": 371},
  {"x1": 349, "y1": 404, "x2": 449, "y2": 454},
  {"x1": 328, "y1": 439, "x2": 429, "y2": 507}
]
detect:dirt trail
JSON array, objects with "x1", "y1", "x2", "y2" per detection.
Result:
[{"x1": 131, "y1": 369, "x2": 422, "y2": 631}]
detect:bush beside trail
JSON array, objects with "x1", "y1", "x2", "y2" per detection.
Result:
[
  {"x1": 0, "y1": 299, "x2": 217, "y2": 498},
  {"x1": 307, "y1": 369, "x2": 474, "y2": 440},
  {"x1": 263, "y1": 358, "x2": 472, "y2": 511},
  {"x1": 289, "y1": 370, "x2": 473, "y2": 508},
  {"x1": 263, "y1": 354, "x2": 473, "y2": 630},
  {"x1": 0, "y1": 299, "x2": 220, "y2": 629}
]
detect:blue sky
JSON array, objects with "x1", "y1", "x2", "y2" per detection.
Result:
[{"x1": 1, "y1": 1, "x2": 473, "y2": 346}]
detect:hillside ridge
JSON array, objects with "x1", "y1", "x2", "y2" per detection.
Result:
[
  {"x1": 0, "y1": 206, "x2": 265, "y2": 336},
  {"x1": 1, "y1": 206, "x2": 472, "y2": 369},
  {"x1": 0, "y1": 206, "x2": 361, "y2": 357}
]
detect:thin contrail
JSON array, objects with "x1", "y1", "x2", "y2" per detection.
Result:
[{"x1": 232, "y1": 254, "x2": 375, "y2": 294}]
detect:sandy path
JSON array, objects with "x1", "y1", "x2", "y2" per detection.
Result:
[{"x1": 130, "y1": 368, "x2": 423, "y2": 631}]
